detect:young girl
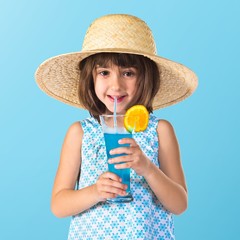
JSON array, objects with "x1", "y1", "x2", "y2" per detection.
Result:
[{"x1": 35, "y1": 14, "x2": 197, "y2": 240}]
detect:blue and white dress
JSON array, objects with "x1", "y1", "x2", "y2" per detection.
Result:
[{"x1": 68, "y1": 115, "x2": 175, "y2": 240}]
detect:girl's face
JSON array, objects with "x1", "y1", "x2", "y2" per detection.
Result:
[{"x1": 93, "y1": 64, "x2": 138, "y2": 114}]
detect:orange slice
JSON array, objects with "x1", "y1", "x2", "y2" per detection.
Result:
[{"x1": 124, "y1": 105, "x2": 149, "y2": 133}]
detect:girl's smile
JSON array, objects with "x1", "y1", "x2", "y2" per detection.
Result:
[
  {"x1": 93, "y1": 64, "x2": 138, "y2": 114},
  {"x1": 107, "y1": 95, "x2": 126, "y2": 103}
]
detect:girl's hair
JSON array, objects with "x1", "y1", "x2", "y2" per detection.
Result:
[{"x1": 78, "y1": 53, "x2": 160, "y2": 119}]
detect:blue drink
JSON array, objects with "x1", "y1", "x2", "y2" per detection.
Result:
[
  {"x1": 104, "y1": 132, "x2": 133, "y2": 203},
  {"x1": 100, "y1": 114, "x2": 133, "y2": 203},
  {"x1": 104, "y1": 133, "x2": 132, "y2": 191}
]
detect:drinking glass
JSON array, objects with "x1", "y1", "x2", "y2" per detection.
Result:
[{"x1": 100, "y1": 114, "x2": 133, "y2": 203}]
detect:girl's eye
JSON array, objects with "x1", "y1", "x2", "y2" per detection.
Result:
[
  {"x1": 123, "y1": 71, "x2": 136, "y2": 77},
  {"x1": 99, "y1": 70, "x2": 109, "y2": 76}
]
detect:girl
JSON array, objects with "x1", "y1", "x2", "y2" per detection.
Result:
[{"x1": 35, "y1": 14, "x2": 197, "y2": 240}]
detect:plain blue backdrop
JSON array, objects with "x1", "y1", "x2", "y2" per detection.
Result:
[{"x1": 1, "y1": 0, "x2": 239, "y2": 239}]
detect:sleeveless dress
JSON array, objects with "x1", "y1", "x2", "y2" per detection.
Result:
[{"x1": 68, "y1": 115, "x2": 175, "y2": 240}]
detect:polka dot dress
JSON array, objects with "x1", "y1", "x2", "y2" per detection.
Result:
[{"x1": 68, "y1": 115, "x2": 175, "y2": 240}]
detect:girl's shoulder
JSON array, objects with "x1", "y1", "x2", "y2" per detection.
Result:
[
  {"x1": 149, "y1": 114, "x2": 174, "y2": 130},
  {"x1": 149, "y1": 115, "x2": 176, "y2": 138},
  {"x1": 61, "y1": 122, "x2": 83, "y2": 148},
  {"x1": 63, "y1": 117, "x2": 100, "y2": 151},
  {"x1": 68, "y1": 121, "x2": 83, "y2": 133},
  {"x1": 157, "y1": 119, "x2": 174, "y2": 131},
  {"x1": 149, "y1": 115, "x2": 172, "y2": 129},
  {"x1": 156, "y1": 118, "x2": 177, "y2": 143},
  {"x1": 67, "y1": 118, "x2": 100, "y2": 138},
  {"x1": 80, "y1": 117, "x2": 100, "y2": 132},
  {"x1": 64, "y1": 121, "x2": 84, "y2": 145}
]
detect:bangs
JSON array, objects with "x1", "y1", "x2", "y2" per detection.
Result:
[{"x1": 91, "y1": 53, "x2": 143, "y2": 69}]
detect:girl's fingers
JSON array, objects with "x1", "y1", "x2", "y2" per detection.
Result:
[
  {"x1": 118, "y1": 137, "x2": 136, "y2": 145},
  {"x1": 119, "y1": 138, "x2": 139, "y2": 147},
  {"x1": 100, "y1": 172, "x2": 122, "y2": 182},
  {"x1": 110, "y1": 146, "x2": 133, "y2": 155},
  {"x1": 96, "y1": 172, "x2": 129, "y2": 201},
  {"x1": 98, "y1": 172, "x2": 127, "y2": 190},
  {"x1": 110, "y1": 139, "x2": 139, "y2": 156},
  {"x1": 101, "y1": 183, "x2": 127, "y2": 196},
  {"x1": 114, "y1": 163, "x2": 131, "y2": 169},
  {"x1": 103, "y1": 178, "x2": 127, "y2": 190},
  {"x1": 108, "y1": 155, "x2": 133, "y2": 164}
]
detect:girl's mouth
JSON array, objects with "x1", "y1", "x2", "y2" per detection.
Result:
[{"x1": 107, "y1": 95, "x2": 126, "y2": 103}]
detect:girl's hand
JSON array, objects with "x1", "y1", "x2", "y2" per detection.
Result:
[
  {"x1": 108, "y1": 138, "x2": 151, "y2": 176},
  {"x1": 94, "y1": 172, "x2": 128, "y2": 202}
]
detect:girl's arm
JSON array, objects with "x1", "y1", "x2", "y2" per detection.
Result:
[
  {"x1": 51, "y1": 122, "x2": 97, "y2": 217},
  {"x1": 110, "y1": 119, "x2": 187, "y2": 215},
  {"x1": 143, "y1": 120, "x2": 188, "y2": 215},
  {"x1": 51, "y1": 122, "x2": 127, "y2": 218}
]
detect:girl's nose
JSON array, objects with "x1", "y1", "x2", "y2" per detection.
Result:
[{"x1": 110, "y1": 73, "x2": 121, "y2": 91}]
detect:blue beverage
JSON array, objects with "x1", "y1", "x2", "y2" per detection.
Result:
[
  {"x1": 100, "y1": 113, "x2": 133, "y2": 203},
  {"x1": 104, "y1": 132, "x2": 133, "y2": 203}
]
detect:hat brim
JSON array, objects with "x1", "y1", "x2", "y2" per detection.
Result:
[{"x1": 35, "y1": 49, "x2": 198, "y2": 110}]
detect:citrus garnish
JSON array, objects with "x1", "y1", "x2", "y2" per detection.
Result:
[{"x1": 124, "y1": 105, "x2": 149, "y2": 133}]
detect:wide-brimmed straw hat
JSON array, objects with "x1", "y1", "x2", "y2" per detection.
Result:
[{"x1": 35, "y1": 14, "x2": 198, "y2": 110}]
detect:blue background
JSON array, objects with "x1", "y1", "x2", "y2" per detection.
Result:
[{"x1": 1, "y1": 0, "x2": 239, "y2": 239}]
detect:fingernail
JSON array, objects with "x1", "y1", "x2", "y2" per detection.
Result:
[{"x1": 108, "y1": 159, "x2": 112, "y2": 163}]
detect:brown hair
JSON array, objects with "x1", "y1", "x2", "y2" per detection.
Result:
[{"x1": 78, "y1": 53, "x2": 160, "y2": 119}]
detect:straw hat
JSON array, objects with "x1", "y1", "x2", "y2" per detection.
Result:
[{"x1": 35, "y1": 14, "x2": 198, "y2": 110}]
